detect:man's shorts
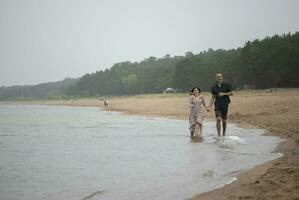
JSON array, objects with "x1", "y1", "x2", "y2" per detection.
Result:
[{"x1": 214, "y1": 104, "x2": 229, "y2": 119}]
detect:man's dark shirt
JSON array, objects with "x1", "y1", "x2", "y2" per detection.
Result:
[{"x1": 211, "y1": 83, "x2": 233, "y2": 105}]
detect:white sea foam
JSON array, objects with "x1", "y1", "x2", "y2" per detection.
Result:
[{"x1": 216, "y1": 135, "x2": 246, "y2": 149}]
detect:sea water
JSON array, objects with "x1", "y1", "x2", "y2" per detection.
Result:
[{"x1": 0, "y1": 105, "x2": 282, "y2": 200}]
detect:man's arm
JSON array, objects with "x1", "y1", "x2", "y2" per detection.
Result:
[
  {"x1": 209, "y1": 86, "x2": 216, "y2": 111},
  {"x1": 227, "y1": 84, "x2": 234, "y2": 96},
  {"x1": 218, "y1": 84, "x2": 233, "y2": 96},
  {"x1": 219, "y1": 91, "x2": 233, "y2": 96},
  {"x1": 208, "y1": 95, "x2": 215, "y2": 111}
]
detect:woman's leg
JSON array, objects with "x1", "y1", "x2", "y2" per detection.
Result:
[
  {"x1": 193, "y1": 123, "x2": 203, "y2": 142},
  {"x1": 190, "y1": 125, "x2": 195, "y2": 138},
  {"x1": 194, "y1": 123, "x2": 200, "y2": 136},
  {"x1": 198, "y1": 123, "x2": 203, "y2": 136}
]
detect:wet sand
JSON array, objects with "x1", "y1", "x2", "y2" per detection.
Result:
[{"x1": 2, "y1": 89, "x2": 299, "y2": 199}]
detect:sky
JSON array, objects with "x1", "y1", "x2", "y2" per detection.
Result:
[{"x1": 0, "y1": 0, "x2": 298, "y2": 86}]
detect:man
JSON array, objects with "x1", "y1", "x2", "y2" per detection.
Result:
[{"x1": 208, "y1": 73, "x2": 233, "y2": 136}]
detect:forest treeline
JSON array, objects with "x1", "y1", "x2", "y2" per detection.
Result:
[
  {"x1": 0, "y1": 32, "x2": 298, "y2": 100},
  {"x1": 0, "y1": 78, "x2": 78, "y2": 100}
]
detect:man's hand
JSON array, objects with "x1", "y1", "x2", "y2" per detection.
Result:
[{"x1": 218, "y1": 92, "x2": 225, "y2": 97}]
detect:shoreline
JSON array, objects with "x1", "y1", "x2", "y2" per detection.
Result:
[{"x1": 1, "y1": 89, "x2": 298, "y2": 199}]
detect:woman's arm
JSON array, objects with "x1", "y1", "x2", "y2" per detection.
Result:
[{"x1": 188, "y1": 95, "x2": 195, "y2": 108}]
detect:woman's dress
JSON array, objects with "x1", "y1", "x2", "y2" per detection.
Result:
[{"x1": 188, "y1": 95, "x2": 206, "y2": 131}]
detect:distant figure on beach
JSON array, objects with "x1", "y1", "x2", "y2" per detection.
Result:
[
  {"x1": 208, "y1": 73, "x2": 233, "y2": 137},
  {"x1": 103, "y1": 99, "x2": 109, "y2": 109},
  {"x1": 188, "y1": 87, "x2": 209, "y2": 141}
]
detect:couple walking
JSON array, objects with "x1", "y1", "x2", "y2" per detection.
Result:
[{"x1": 188, "y1": 73, "x2": 233, "y2": 140}]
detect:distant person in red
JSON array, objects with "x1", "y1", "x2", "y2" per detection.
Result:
[{"x1": 208, "y1": 73, "x2": 233, "y2": 137}]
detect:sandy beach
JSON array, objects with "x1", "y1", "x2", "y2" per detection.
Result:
[{"x1": 3, "y1": 89, "x2": 299, "y2": 199}]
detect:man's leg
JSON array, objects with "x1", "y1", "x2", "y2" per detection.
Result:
[
  {"x1": 215, "y1": 105, "x2": 222, "y2": 137},
  {"x1": 216, "y1": 117, "x2": 222, "y2": 136},
  {"x1": 222, "y1": 119, "x2": 227, "y2": 136},
  {"x1": 221, "y1": 104, "x2": 229, "y2": 136}
]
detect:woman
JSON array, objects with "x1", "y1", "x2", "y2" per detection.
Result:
[{"x1": 188, "y1": 87, "x2": 208, "y2": 141}]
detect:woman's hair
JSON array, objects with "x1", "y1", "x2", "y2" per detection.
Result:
[{"x1": 190, "y1": 87, "x2": 201, "y2": 95}]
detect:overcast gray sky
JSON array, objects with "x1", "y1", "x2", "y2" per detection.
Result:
[{"x1": 0, "y1": 0, "x2": 298, "y2": 86}]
